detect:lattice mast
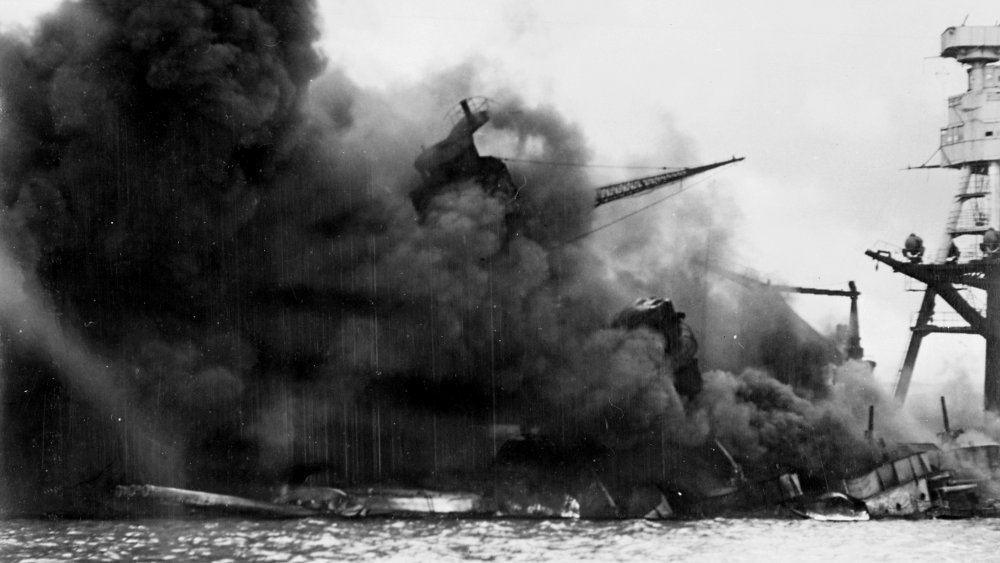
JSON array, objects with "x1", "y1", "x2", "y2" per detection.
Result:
[
  {"x1": 867, "y1": 25, "x2": 1000, "y2": 412},
  {"x1": 936, "y1": 26, "x2": 1000, "y2": 262}
]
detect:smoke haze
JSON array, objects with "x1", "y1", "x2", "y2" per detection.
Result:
[{"x1": 0, "y1": 0, "x2": 970, "y2": 512}]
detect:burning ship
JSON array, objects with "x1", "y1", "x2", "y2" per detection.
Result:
[
  {"x1": 861, "y1": 23, "x2": 1000, "y2": 519},
  {"x1": 0, "y1": 1, "x2": 987, "y2": 522}
]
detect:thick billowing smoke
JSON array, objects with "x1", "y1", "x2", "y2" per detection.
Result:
[
  {"x1": 0, "y1": 0, "x2": 329, "y2": 502},
  {"x1": 0, "y1": 0, "x2": 953, "y2": 510}
]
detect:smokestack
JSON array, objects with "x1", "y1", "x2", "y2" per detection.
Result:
[
  {"x1": 846, "y1": 281, "x2": 863, "y2": 361},
  {"x1": 937, "y1": 395, "x2": 964, "y2": 443},
  {"x1": 941, "y1": 396, "x2": 951, "y2": 435}
]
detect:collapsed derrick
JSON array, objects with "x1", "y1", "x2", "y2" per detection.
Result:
[
  {"x1": 611, "y1": 297, "x2": 702, "y2": 398},
  {"x1": 410, "y1": 98, "x2": 518, "y2": 218}
]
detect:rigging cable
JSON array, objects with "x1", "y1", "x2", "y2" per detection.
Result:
[{"x1": 499, "y1": 156, "x2": 682, "y2": 171}]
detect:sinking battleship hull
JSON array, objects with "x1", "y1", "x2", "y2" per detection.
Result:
[
  {"x1": 925, "y1": 445, "x2": 1000, "y2": 518},
  {"x1": 114, "y1": 478, "x2": 782, "y2": 521},
  {"x1": 0, "y1": 282, "x2": 919, "y2": 521},
  {"x1": 112, "y1": 472, "x2": 810, "y2": 521},
  {"x1": 117, "y1": 484, "x2": 496, "y2": 519},
  {"x1": 115, "y1": 483, "x2": 654, "y2": 520},
  {"x1": 840, "y1": 452, "x2": 935, "y2": 518},
  {"x1": 111, "y1": 435, "x2": 805, "y2": 521},
  {"x1": 834, "y1": 447, "x2": 1000, "y2": 519}
]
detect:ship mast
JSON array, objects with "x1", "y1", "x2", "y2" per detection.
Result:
[{"x1": 867, "y1": 25, "x2": 1000, "y2": 412}]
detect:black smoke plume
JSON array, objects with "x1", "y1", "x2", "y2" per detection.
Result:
[{"x1": 0, "y1": 0, "x2": 939, "y2": 513}]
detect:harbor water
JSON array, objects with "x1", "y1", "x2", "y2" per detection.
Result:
[{"x1": 2, "y1": 517, "x2": 1000, "y2": 562}]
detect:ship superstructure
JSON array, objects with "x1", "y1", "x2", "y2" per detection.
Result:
[{"x1": 868, "y1": 25, "x2": 1000, "y2": 412}]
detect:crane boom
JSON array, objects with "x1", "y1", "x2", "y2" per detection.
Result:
[
  {"x1": 714, "y1": 268, "x2": 864, "y2": 361},
  {"x1": 594, "y1": 156, "x2": 744, "y2": 207}
]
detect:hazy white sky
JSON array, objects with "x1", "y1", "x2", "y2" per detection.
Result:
[
  {"x1": 4, "y1": 0, "x2": 1000, "y2": 414},
  {"x1": 316, "y1": 1, "x2": 1000, "y2": 413}
]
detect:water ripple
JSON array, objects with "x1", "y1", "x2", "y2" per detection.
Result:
[{"x1": 3, "y1": 517, "x2": 1000, "y2": 562}]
